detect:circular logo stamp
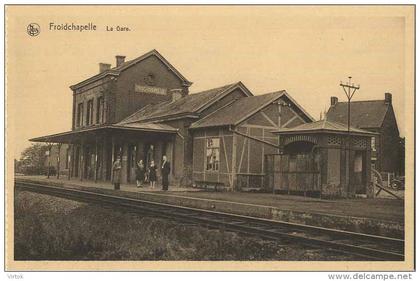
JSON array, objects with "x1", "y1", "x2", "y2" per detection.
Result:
[{"x1": 27, "y1": 23, "x2": 40, "y2": 36}]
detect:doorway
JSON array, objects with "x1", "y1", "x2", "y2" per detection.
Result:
[
  {"x1": 144, "y1": 143, "x2": 156, "y2": 167},
  {"x1": 127, "y1": 144, "x2": 137, "y2": 183},
  {"x1": 353, "y1": 150, "x2": 366, "y2": 194}
]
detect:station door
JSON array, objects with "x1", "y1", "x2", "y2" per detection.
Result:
[{"x1": 264, "y1": 153, "x2": 321, "y2": 195}]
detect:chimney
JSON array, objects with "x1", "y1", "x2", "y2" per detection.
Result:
[
  {"x1": 116, "y1": 55, "x2": 126, "y2": 67},
  {"x1": 169, "y1": 89, "x2": 183, "y2": 102},
  {"x1": 99, "y1": 63, "x2": 111, "y2": 73},
  {"x1": 331, "y1": 96, "x2": 338, "y2": 106},
  {"x1": 385, "y1": 92, "x2": 392, "y2": 105}
]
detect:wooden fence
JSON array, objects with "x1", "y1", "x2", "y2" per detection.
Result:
[{"x1": 265, "y1": 153, "x2": 320, "y2": 195}]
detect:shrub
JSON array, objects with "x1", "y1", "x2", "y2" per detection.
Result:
[{"x1": 21, "y1": 165, "x2": 56, "y2": 176}]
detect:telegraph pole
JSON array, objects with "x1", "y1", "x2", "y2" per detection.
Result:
[
  {"x1": 340, "y1": 77, "x2": 360, "y2": 132},
  {"x1": 339, "y1": 77, "x2": 360, "y2": 195}
]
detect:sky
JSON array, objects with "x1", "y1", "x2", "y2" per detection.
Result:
[{"x1": 7, "y1": 6, "x2": 413, "y2": 158}]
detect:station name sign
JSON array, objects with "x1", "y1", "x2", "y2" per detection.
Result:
[
  {"x1": 135, "y1": 84, "x2": 167, "y2": 95},
  {"x1": 49, "y1": 22, "x2": 97, "y2": 32}
]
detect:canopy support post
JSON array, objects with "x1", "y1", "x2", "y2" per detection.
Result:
[
  {"x1": 94, "y1": 136, "x2": 98, "y2": 183},
  {"x1": 68, "y1": 142, "x2": 72, "y2": 180},
  {"x1": 46, "y1": 142, "x2": 52, "y2": 179},
  {"x1": 80, "y1": 138, "x2": 84, "y2": 181},
  {"x1": 56, "y1": 143, "x2": 62, "y2": 179},
  {"x1": 111, "y1": 136, "x2": 115, "y2": 182}
]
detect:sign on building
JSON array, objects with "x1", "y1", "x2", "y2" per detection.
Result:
[{"x1": 135, "y1": 84, "x2": 167, "y2": 95}]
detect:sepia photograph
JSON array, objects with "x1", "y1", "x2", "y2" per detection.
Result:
[{"x1": 4, "y1": 4, "x2": 415, "y2": 272}]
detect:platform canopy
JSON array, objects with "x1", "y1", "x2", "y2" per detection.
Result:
[{"x1": 30, "y1": 122, "x2": 178, "y2": 144}]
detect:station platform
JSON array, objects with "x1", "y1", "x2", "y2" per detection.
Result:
[{"x1": 14, "y1": 175, "x2": 405, "y2": 238}]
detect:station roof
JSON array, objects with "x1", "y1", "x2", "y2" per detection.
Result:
[
  {"x1": 326, "y1": 100, "x2": 390, "y2": 129},
  {"x1": 70, "y1": 49, "x2": 193, "y2": 90},
  {"x1": 119, "y1": 81, "x2": 253, "y2": 124},
  {"x1": 30, "y1": 123, "x2": 178, "y2": 143},
  {"x1": 273, "y1": 119, "x2": 377, "y2": 137},
  {"x1": 190, "y1": 90, "x2": 315, "y2": 129}
]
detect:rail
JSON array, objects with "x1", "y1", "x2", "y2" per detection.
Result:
[{"x1": 15, "y1": 179, "x2": 404, "y2": 261}]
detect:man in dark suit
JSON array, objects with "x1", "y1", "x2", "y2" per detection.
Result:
[{"x1": 161, "y1": 155, "x2": 171, "y2": 191}]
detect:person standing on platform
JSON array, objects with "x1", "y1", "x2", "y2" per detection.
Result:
[
  {"x1": 148, "y1": 160, "x2": 157, "y2": 189},
  {"x1": 112, "y1": 158, "x2": 122, "y2": 190},
  {"x1": 135, "y1": 160, "x2": 145, "y2": 188},
  {"x1": 161, "y1": 155, "x2": 171, "y2": 191}
]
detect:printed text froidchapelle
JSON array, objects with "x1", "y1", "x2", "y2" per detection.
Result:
[{"x1": 49, "y1": 22, "x2": 97, "y2": 32}]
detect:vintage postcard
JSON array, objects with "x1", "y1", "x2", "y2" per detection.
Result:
[{"x1": 5, "y1": 5, "x2": 415, "y2": 272}]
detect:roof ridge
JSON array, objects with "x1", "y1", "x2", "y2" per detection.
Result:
[
  {"x1": 118, "y1": 81, "x2": 254, "y2": 125},
  {"x1": 189, "y1": 83, "x2": 236, "y2": 96},
  {"x1": 191, "y1": 98, "x2": 239, "y2": 128},
  {"x1": 70, "y1": 49, "x2": 192, "y2": 90},
  {"x1": 190, "y1": 90, "x2": 316, "y2": 129},
  {"x1": 276, "y1": 90, "x2": 315, "y2": 122},
  {"x1": 327, "y1": 99, "x2": 390, "y2": 129},
  {"x1": 233, "y1": 90, "x2": 285, "y2": 126},
  {"x1": 148, "y1": 49, "x2": 192, "y2": 86},
  {"x1": 257, "y1": 90, "x2": 286, "y2": 96},
  {"x1": 124, "y1": 82, "x2": 242, "y2": 123},
  {"x1": 194, "y1": 81, "x2": 247, "y2": 113},
  {"x1": 259, "y1": 90, "x2": 285, "y2": 98},
  {"x1": 274, "y1": 118, "x2": 376, "y2": 136}
]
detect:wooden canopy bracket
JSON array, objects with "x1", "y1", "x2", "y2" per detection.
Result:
[{"x1": 230, "y1": 128, "x2": 278, "y2": 149}]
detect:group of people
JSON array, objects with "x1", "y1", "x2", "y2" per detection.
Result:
[{"x1": 111, "y1": 155, "x2": 171, "y2": 191}]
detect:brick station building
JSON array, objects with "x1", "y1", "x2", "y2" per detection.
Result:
[{"x1": 31, "y1": 49, "x2": 315, "y2": 189}]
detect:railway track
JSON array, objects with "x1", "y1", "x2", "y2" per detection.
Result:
[{"x1": 15, "y1": 180, "x2": 405, "y2": 261}]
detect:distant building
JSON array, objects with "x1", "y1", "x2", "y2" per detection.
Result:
[{"x1": 326, "y1": 93, "x2": 403, "y2": 175}]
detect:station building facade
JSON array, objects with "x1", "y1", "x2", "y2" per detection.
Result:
[
  {"x1": 31, "y1": 49, "x2": 315, "y2": 190},
  {"x1": 190, "y1": 91, "x2": 314, "y2": 190}
]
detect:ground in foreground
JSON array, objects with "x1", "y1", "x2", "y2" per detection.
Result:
[{"x1": 14, "y1": 190, "x2": 362, "y2": 261}]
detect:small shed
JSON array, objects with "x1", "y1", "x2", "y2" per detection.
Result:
[{"x1": 271, "y1": 119, "x2": 377, "y2": 198}]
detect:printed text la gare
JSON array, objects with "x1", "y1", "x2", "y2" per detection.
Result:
[{"x1": 106, "y1": 25, "x2": 131, "y2": 32}]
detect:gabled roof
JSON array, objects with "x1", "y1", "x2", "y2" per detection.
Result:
[
  {"x1": 273, "y1": 119, "x2": 377, "y2": 137},
  {"x1": 190, "y1": 90, "x2": 314, "y2": 129},
  {"x1": 70, "y1": 49, "x2": 192, "y2": 90},
  {"x1": 326, "y1": 100, "x2": 390, "y2": 129},
  {"x1": 118, "y1": 81, "x2": 253, "y2": 124}
]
